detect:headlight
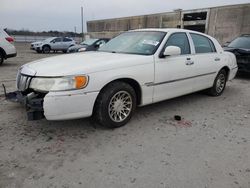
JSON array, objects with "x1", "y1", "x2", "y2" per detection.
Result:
[
  {"x1": 78, "y1": 47, "x2": 86, "y2": 52},
  {"x1": 30, "y1": 75, "x2": 88, "y2": 92}
]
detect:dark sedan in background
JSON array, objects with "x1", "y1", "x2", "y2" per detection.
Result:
[
  {"x1": 224, "y1": 34, "x2": 250, "y2": 73},
  {"x1": 67, "y1": 38, "x2": 109, "y2": 53}
]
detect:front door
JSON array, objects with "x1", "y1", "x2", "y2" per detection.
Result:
[
  {"x1": 153, "y1": 32, "x2": 196, "y2": 102},
  {"x1": 50, "y1": 38, "x2": 62, "y2": 50}
]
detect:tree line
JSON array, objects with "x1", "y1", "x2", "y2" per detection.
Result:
[{"x1": 4, "y1": 28, "x2": 82, "y2": 37}]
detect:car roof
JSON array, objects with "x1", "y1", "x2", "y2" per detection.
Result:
[
  {"x1": 131, "y1": 28, "x2": 215, "y2": 40},
  {"x1": 88, "y1": 38, "x2": 109, "y2": 40},
  {"x1": 46, "y1": 37, "x2": 57, "y2": 40},
  {"x1": 132, "y1": 28, "x2": 186, "y2": 32}
]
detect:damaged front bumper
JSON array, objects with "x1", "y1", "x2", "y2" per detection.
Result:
[{"x1": 4, "y1": 86, "x2": 45, "y2": 121}]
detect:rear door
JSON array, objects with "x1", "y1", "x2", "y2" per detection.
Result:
[
  {"x1": 188, "y1": 33, "x2": 219, "y2": 91},
  {"x1": 62, "y1": 38, "x2": 73, "y2": 50}
]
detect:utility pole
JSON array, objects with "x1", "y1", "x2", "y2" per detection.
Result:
[{"x1": 81, "y1": 6, "x2": 84, "y2": 41}]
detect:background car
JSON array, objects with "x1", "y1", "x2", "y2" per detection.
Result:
[
  {"x1": 30, "y1": 41, "x2": 43, "y2": 50},
  {"x1": 31, "y1": 37, "x2": 76, "y2": 53},
  {"x1": 224, "y1": 34, "x2": 250, "y2": 73},
  {"x1": 0, "y1": 29, "x2": 17, "y2": 66},
  {"x1": 67, "y1": 38, "x2": 109, "y2": 53}
]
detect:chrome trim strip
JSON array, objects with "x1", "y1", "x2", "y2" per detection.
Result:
[
  {"x1": 232, "y1": 66, "x2": 238, "y2": 70},
  {"x1": 145, "y1": 71, "x2": 216, "y2": 87}
]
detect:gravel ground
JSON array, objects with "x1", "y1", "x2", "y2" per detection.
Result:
[{"x1": 0, "y1": 43, "x2": 250, "y2": 188}]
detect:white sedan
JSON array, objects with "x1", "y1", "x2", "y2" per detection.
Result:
[{"x1": 5, "y1": 29, "x2": 238, "y2": 128}]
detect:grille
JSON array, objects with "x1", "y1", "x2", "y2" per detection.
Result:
[{"x1": 17, "y1": 73, "x2": 32, "y2": 91}]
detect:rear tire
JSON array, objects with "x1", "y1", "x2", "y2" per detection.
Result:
[
  {"x1": 0, "y1": 52, "x2": 4, "y2": 65},
  {"x1": 42, "y1": 46, "x2": 50, "y2": 54},
  {"x1": 93, "y1": 81, "x2": 136, "y2": 128},
  {"x1": 207, "y1": 69, "x2": 227, "y2": 96}
]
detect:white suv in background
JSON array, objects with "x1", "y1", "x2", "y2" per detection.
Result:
[
  {"x1": 31, "y1": 37, "x2": 76, "y2": 53},
  {"x1": 0, "y1": 29, "x2": 17, "y2": 65}
]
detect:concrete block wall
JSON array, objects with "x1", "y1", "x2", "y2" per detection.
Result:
[
  {"x1": 207, "y1": 4, "x2": 250, "y2": 44},
  {"x1": 87, "y1": 3, "x2": 250, "y2": 44}
]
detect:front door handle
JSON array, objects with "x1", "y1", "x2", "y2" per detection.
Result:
[{"x1": 186, "y1": 61, "x2": 194, "y2": 65}]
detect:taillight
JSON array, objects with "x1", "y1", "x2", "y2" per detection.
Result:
[{"x1": 5, "y1": 37, "x2": 14, "y2": 43}]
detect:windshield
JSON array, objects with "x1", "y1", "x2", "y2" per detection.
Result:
[
  {"x1": 44, "y1": 37, "x2": 56, "y2": 42},
  {"x1": 81, "y1": 39, "x2": 98, "y2": 46},
  {"x1": 228, "y1": 36, "x2": 250, "y2": 49},
  {"x1": 98, "y1": 31, "x2": 166, "y2": 55}
]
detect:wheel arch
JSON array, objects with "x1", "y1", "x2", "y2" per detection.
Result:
[
  {"x1": 95, "y1": 77, "x2": 142, "y2": 106},
  {"x1": 42, "y1": 44, "x2": 51, "y2": 49},
  {"x1": 220, "y1": 66, "x2": 230, "y2": 81},
  {"x1": 0, "y1": 47, "x2": 7, "y2": 58}
]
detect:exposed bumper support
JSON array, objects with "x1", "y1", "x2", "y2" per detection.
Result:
[{"x1": 3, "y1": 85, "x2": 44, "y2": 121}]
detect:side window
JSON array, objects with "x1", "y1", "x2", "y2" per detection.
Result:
[
  {"x1": 54, "y1": 38, "x2": 61, "y2": 43},
  {"x1": 63, "y1": 38, "x2": 72, "y2": 42},
  {"x1": 164, "y1": 33, "x2": 190, "y2": 55},
  {"x1": 190, "y1": 34, "x2": 216, "y2": 53}
]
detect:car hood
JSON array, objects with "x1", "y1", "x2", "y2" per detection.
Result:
[
  {"x1": 69, "y1": 44, "x2": 87, "y2": 50},
  {"x1": 224, "y1": 47, "x2": 250, "y2": 55},
  {"x1": 23, "y1": 51, "x2": 153, "y2": 76}
]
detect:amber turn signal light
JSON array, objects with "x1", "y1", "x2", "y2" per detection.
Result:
[{"x1": 75, "y1": 76, "x2": 88, "y2": 89}]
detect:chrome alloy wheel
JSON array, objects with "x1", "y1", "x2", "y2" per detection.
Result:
[
  {"x1": 216, "y1": 73, "x2": 226, "y2": 93},
  {"x1": 108, "y1": 91, "x2": 133, "y2": 122}
]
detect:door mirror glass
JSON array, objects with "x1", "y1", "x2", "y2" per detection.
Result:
[{"x1": 163, "y1": 46, "x2": 181, "y2": 56}]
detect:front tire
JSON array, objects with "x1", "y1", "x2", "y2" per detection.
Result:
[
  {"x1": 207, "y1": 69, "x2": 227, "y2": 96},
  {"x1": 42, "y1": 46, "x2": 50, "y2": 54},
  {"x1": 94, "y1": 81, "x2": 136, "y2": 128},
  {"x1": 0, "y1": 52, "x2": 4, "y2": 65}
]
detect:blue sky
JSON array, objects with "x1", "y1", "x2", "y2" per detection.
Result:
[{"x1": 0, "y1": 0, "x2": 249, "y2": 32}]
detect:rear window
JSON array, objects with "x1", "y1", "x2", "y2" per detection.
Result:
[
  {"x1": 63, "y1": 38, "x2": 72, "y2": 42},
  {"x1": 191, "y1": 33, "x2": 216, "y2": 53},
  {"x1": 0, "y1": 30, "x2": 9, "y2": 37}
]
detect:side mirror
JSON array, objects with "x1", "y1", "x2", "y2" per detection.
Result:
[
  {"x1": 163, "y1": 46, "x2": 181, "y2": 56},
  {"x1": 222, "y1": 42, "x2": 230, "y2": 47}
]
